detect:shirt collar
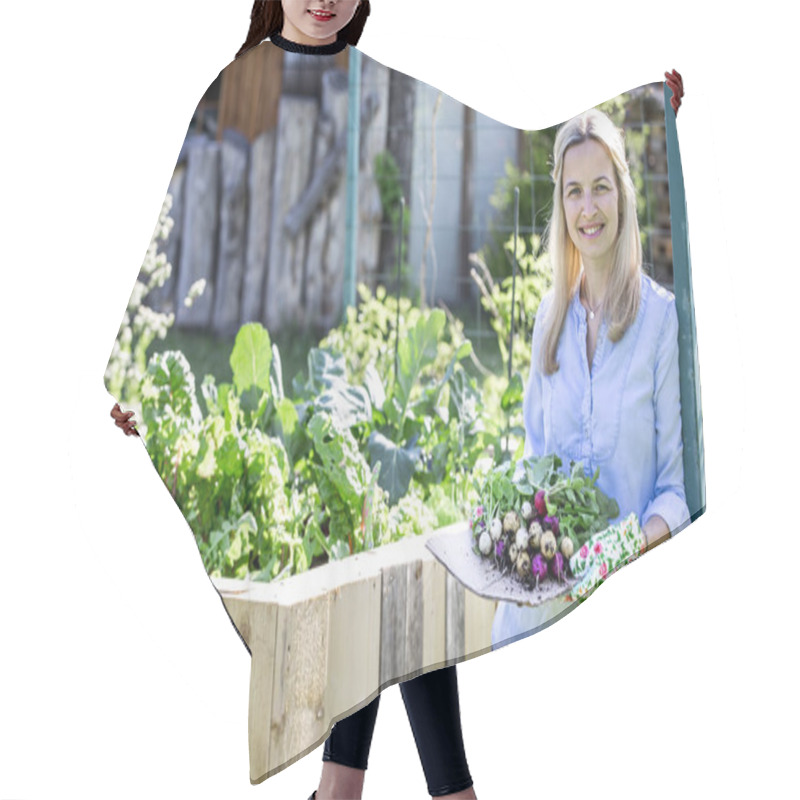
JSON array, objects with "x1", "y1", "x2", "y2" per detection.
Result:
[{"x1": 268, "y1": 32, "x2": 348, "y2": 55}]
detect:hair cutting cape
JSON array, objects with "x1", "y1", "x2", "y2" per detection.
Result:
[{"x1": 104, "y1": 36, "x2": 704, "y2": 783}]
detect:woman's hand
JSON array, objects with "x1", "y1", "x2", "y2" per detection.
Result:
[
  {"x1": 665, "y1": 69, "x2": 684, "y2": 116},
  {"x1": 110, "y1": 403, "x2": 139, "y2": 437},
  {"x1": 641, "y1": 514, "x2": 670, "y2": 554}
]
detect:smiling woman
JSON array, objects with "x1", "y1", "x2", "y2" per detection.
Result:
[
  {"x1": 281, "y1": 0, "x2": 363, "y2": 46},
  {"x1": 490, "y1": 106, "x2": 696, "y2": 649},
  {"x1": 233, "y1": 0, "x2": 371, "y2": 57}
]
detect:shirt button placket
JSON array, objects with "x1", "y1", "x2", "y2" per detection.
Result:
[{"x1": 579, "y1": 310, "x2": 592, "y2": 461}]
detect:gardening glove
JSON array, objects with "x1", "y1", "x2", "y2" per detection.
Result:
[{"x1": 567, "y1": 513, "x2": 644, "y2": 602}]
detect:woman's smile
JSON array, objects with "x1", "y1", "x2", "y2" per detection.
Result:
[
  {"x1": 579, "y1": 223, "x2": 605, "y2": 239},
  {"x1": 308, "y1": 8, "x2": 335, "y2": 22}
]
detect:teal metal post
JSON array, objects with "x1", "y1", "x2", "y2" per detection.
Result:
[
  {"x1": 664, "y1": 82, "x2": 706, "y2": 527},
  {"x1": 342, "y1": 47, "x2": 362, "y2": 321}
]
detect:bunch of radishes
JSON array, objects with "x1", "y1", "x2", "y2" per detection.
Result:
[{"x1": 470, "y1": 489, "x2": 575, "y2": 589}]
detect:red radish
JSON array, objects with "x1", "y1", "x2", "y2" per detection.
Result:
[{"x1": 534, "y1": 489, "x2": 548, "y2": 517}]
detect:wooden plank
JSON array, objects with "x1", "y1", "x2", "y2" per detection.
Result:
[
  {"x1": 241, "y1": 128, "x2": 275, "y2": 325},
  {"x1": 212, "y1": 135, "x2": 249, "y2": 336},
  {"x1": 247, "y1": 601, "x2": 279, "y2": 783},
  {"x1": 357, "y1": 57, "x2": 391, "y2": 289},
  {"x1": 445, "y1": 569, "x2": 465, "y2": 662},
  {"x1": 378, "y1": 68, "x2": 416, "y2": 290},
  {"x1": 217, "y1": 589, "x2": 280, "y2": 783},
  {"x1": 305, "y1": 69, "x2": 349, "y2": 329},
  {"x1": 421, "y1": 555, "x2": 446, "y2": 668},
  {"x1": 269, "y1": 593, "x2": 330, "y2": 773},
  {"x1": 175, "y1": 140, "x2": 219, "y2": 329},
  {"x1": 325, "y1": 573, "x2": 381, "y2": 725},
  {"x1": 404, "y1": 559, "x2": 424, "y2": 677},
  {"x1": 213, "y1": 523, "x2": 478, "y2": 781},
  {"x1": 380, "y1": 561, "x2": 408, "y2": 685},
  {"x1": 464, "y1": 590, "x2": 497, "y2": 659},
  {"x1": 264, "y1": 96, "x2": 319, "y2": 330}
]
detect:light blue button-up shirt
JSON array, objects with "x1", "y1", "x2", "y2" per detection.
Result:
[{"x1": 492, "y1": 272, "x2": 690, "y2": 648}]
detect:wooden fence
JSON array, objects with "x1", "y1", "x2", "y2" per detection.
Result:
[{"x1": 213, "y1": 521, "x2": 497, "y2": 784}]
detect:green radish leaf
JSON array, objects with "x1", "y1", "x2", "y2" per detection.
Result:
[
  {"x1": 195, "y1": 436, "x2": 216, "y2": 480},
  {"x1": 363, "y1": 363, "x2": 386, "y2": 411},
  {"x1": 307, "y1": 348, "x2": 348, "y2": 393},
  {"x1": 367, "y1": 430, "x2": 420, "y2": 505},
  {"x1": 395, "y1": 310, "x2": 445, "y2": 416},
  {"x1": 276, "y1": 397, "x2": 298, "y2": 437},
  {"x1": 201, "y1": 374, "x2": 219, "y2": 415},
  {"x1": 230, "y1": 323, "x2": 272, "y2": 395},
  {"x1": 316, "y1": 382, "x2": 372, "y2": 432},
  {"x1": 271, "y1": 343, "x2": 285, "y2": 401},
  {"x1": 217, "y1": 433, "x2": 244, "y2": 479}
]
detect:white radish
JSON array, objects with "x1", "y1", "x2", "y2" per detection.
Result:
[{"x1": 490, "y1": 517, "x2": 503, "y2": 541}]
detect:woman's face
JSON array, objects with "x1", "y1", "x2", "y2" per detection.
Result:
[
  {"x1": 281, "y1": 0, "x2": 361, "y2": 45},
  {"x1": 561, "y1": 138, "x2": 620, "y2": 272}
]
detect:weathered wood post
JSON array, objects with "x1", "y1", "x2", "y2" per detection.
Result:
[
  {"x1": 212, "y1": 132, "x2": 250, "y2": 336},
  {"x1": 175, "y1": 139, "x2": 220, "y2": 328}
]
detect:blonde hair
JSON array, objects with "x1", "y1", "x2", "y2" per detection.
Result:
[{"x1": 539, "y1": 108, "x2": 642, "y2": 375}]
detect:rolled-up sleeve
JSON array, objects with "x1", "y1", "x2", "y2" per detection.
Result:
[{"x1": 641, "y1": 297, "x2": 690, "y2": 533}]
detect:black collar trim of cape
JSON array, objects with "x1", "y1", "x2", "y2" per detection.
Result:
[{"x1": 269, "y1": 32, "x2": 348, "y2": 55}]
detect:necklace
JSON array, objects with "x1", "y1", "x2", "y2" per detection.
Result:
[{"x1": 581, "y1": 276, "x2": 604, "y2": 320}]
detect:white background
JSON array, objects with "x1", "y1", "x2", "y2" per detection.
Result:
[{"x1": 1, "y1": 1, "x2": 796, "y2": 798}]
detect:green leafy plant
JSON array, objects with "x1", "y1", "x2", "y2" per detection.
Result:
[
  {"x1": 139, "y1": 301, "x2": 496, "y2": 582},
  {"x1": 319, "y1": 283, "x2": 467, "y2": 387}
]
